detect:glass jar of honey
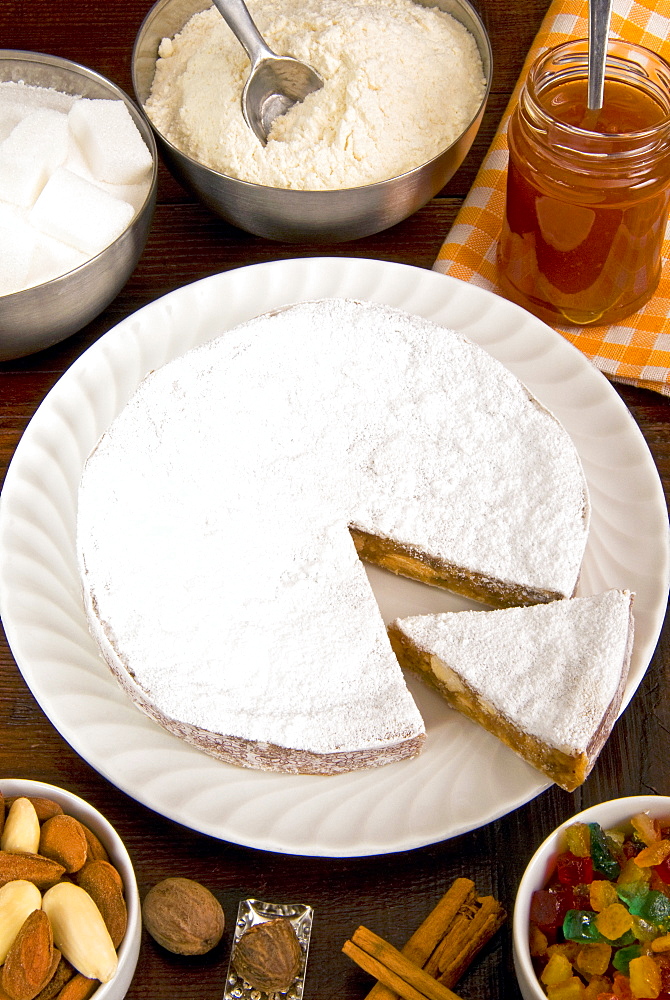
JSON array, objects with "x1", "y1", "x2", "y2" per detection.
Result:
[{"x1": 498, "y1": 39, "x2": 670, "y2": 326}]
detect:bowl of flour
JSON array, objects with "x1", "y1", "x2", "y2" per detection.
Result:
[{"x1": 132, "y1": 0, "x2": 491, "y2": 241}]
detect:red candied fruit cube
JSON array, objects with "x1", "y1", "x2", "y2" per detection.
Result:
[
  {"x1": 557, "y1": 851, "x2": 594, "y2": 886},
  {"x1": 655, "y1": 855, "x2": 670, "y2": 885},
  {"x1": 656, "y1": 953, "x2": 670, "y2": 992},
  {"x1": 531, "y1": 888, "x2": 578, "y2": 933}
]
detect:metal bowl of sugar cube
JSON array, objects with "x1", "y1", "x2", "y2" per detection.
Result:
[
  {"x1": 0, "y1": 51, "x2": 157, "y2": 361},
  {"x1": 132, "y1": 0, "x2": 491, "y2": 242}
]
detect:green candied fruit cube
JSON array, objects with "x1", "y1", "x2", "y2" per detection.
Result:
[
  {"x1": 637, "y1": 890, "x2": 670, "y2": 929},
  {"x1": 613, "y1": 944, "x2": 642, "y2": 975},
  {"x1": 616, "y1": 881, "x2": 652, "y2": 914},
  {"x1": 589, "y1": 822, "x2": 621, "y2": 878},
  {"x1": 563, "y1": 909, "x2": 605, "y2": 943}
]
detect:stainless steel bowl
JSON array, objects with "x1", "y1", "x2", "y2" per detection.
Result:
[
  {"x1": 0, "y1": 51, "x2": 158, "y2": 361},
  {"x1": 132, "y1": 0, "x2": 491, "y2": 242}
]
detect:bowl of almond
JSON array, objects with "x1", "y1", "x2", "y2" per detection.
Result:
[{"x1": 0, "y1": 778, "x2": 141, "y2": 1000}]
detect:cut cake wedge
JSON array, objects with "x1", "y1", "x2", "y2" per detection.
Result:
[{"x1": 388, "y1": 590, "x2": 634, "y2": 791}]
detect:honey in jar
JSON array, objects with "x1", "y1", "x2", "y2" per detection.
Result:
[{"x1": 498, "y1": 40, "x2": 670, "y2": 326}]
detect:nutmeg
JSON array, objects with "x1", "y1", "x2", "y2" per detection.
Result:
[
  {"x1": 233, "y1": 917, "x2": 302, "y2": 993},
  {"x1": 142, "y1": 877, "x2": 224, "y2": 956}
]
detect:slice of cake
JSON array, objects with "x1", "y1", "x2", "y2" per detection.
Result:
[
  {"x1": 77, "y1": 298, "x2": 590, "y2": 774},
  {"x1": 388, "y1": 590, "x2": 634, "y2": 791}
]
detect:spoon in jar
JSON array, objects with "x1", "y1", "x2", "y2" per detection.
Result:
[
  {"x1": 586, "y1": 0, "x2": 613, "y2": 113},
  {"x1": 211, "y1": 0, "x2": 323, "y2": 144}
]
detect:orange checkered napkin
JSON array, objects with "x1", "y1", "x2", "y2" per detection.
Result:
[{"x1": 433, "y1": 0, "x2": 670, "y2": 396}]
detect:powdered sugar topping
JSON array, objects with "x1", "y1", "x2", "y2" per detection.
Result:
[{"x1": 77, "y1": 298, "x2": 589, "y2": 758}]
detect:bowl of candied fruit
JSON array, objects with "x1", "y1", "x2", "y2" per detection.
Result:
[{"x1": 514, "y1": 796, "x2": 670, "y2": 1000}]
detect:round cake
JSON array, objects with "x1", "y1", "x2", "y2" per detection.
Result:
[{"x1": 76, "y1": 298, "x2": 591, "y2": 774}]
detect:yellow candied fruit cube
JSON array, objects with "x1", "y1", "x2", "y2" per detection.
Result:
[
  {"x1": 548, "y1": 942, "x2": 581, "y2": 964},
  {"x1": 591, "y1": 880, "x2": 619, "y2": 912},
  {"x1": 595, "y1": 903, "x2": 634, "y2": 941},
  {"x1": 530, "y1": 923, "x2": 548, "y2": 957},
  {"x1": 631, "y1": 813, "x2": 661, "y2": 847},
  {"x1": 566, "y1": 822, "x2": 592, "y2": 858},
  {"x1": 583, "y1": 976, "x2": 613, "y2": 999},
  {"x1": 542, "y1": 953, "x2": 574, "y2": 986},
  {"x1": 575, "y1": 943, "x2": 612, "y2": 977},
  {"x1": 629, "y1": 955, "x2": 661, "y2": 998},
  {"x1": 651, "y1": 933, "x2": 670, "y2": 953},
  {"x1": 618, "y1": 859, "x2": 652, "y2": 886},
  {"x1": 546, "y1": 978, "x2": 586, "y2": 1000},
  {"x1": 634, "y1": 840, "x2": 670, "y2": 868}
]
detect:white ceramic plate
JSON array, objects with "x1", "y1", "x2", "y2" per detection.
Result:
[{"x1": 1, "y1": 257, "x2": 668, "y2": 858}]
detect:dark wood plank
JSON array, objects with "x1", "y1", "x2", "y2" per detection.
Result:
[{"x1": 2, "y1": 1, "x2": 669, "y2": 998}]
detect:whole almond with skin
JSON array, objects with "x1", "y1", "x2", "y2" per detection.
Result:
[
  {"x1": 142, "y1": 877, "x2": 224, "y2": 956},
  {"x1": 2, "y1": 909, "x2": 54, "y2": 1000},
  {"x1": 0, "y1": 880, "x2": 43, "y2": 963},
  {"x1": 32, "y1": 958, "x2": 74, "y2": 1000},
  {"x1": 78, "y1": 828, "x2": 108, "y2": 865},
  {"x1": 53, "y1": 975, "x2": 99, "y2": 1000},
  {"x1": 232, "y1": 917, "x2": 302, "y2": 993},
  {"x1": 75, "y1": 861, "x2": 127, "y2": 948},
  {"x1": 42, "y1": 883, "x2": 117, "y2": 984},
  {"x1": 39, "y1": 816, "x2": 87, "y2": 875},
  {"x1": 1, "y1": 800, "x2": 40, "y2": 856},
  {"x1": 0, "y1": 854, "x2": 65, "y2": 891}
]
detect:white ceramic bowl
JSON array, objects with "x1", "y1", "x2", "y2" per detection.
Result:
[
  {"x1": 1, "y1": 778, "x2": 141, "y2": 1000},
  {"x1": 513, "y1": 795, "x2": 670, "y2": 1000}
]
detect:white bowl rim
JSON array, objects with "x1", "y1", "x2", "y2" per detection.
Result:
[{"x1": 513, "y1": 794, "x2": 670, "y2": 1000}]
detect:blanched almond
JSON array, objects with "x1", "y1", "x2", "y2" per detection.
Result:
[
  {"x1": 42, "y1": 883, "x2": 117, "y2": 984},
  {"x1": 4, "y1": 800, "x2": 63, "y2": 824},
  {"x1": 1, "y1": 801, "x2": 40, "y2": 856},
  {"x1": 0, "y1": 881, "x2": 42, "y2": 964}
]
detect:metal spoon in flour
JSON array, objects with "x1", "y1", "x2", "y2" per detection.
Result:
[{"x1": 211, "y1": 0, "x2": 323, "y2": 144}]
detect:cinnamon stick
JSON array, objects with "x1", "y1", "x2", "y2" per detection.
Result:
[
  {"x1": 424, "y1": 895, "x2": 507, "y2": 986},
  {"x1": 360, "y1": 878, "x2": 505, "y2": 1000},
  {"x1": 362, "y1": 878, "x2": 477, "y2": 1000},
  {"x1": 343, "y1": 927, "x2": 464, "y2": 1000}
]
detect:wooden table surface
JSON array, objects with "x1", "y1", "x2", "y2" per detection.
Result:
[{"x1": 2, "y1": 1, "x2": 670, "y2": 997}]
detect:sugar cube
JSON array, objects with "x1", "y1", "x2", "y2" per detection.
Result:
[
  {"x1": 27, "y1": 231, "x2": 88, "y2": 288},
  {"x1": 0, "y1": 147, "x2": 49, "y2": 208},
  {"x1": 3, "y1": 108, "x2": 70, "y2": 173},
  {"x1": 30, "y1": 167, "x2": 135, "y2": 256},
  {"x1": 0, "y1": 207, "x2": 35, "y2": 296},
  {"x1": 69, "y1": 98, "x2": 153, "y2": 185}
]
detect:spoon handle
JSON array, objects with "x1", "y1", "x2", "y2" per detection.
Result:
[
  {"x1": 211, "y1": 0, "x2": 275, "y2": 68},
  {"x1": 587, "y1": 0, "x2": 612, "y2": 110}
]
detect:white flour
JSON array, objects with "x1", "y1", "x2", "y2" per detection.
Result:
[{"x1": 144, "y1": 0, "x2": 486, "y2": 189}]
